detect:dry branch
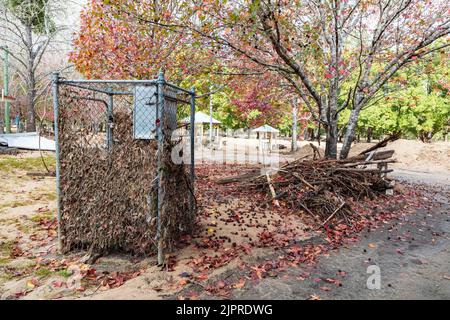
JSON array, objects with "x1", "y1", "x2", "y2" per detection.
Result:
[
  {"x1": 358, "y1": 133, "x2": 401, "y2": 155},
  {"x1": 58, "y1": 89, "x2": 195, "y2": 256},
  {"x1": 266, "y1": 173, "x2": 280, "y2": 207},
  {"x1": 219, "y1": 150, "x2": 395, "y2": 227}
]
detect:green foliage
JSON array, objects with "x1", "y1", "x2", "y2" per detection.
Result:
[
  {"x1": 5, "y1": 0, "x2": 56, "y2": 34},
  {"x1": 339, "y1": 54, "x2": 450, "y2": 141}
]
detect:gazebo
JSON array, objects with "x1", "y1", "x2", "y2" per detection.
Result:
[
  {"x1": 252, "y1": 124, "x2": 279, "y2": 152},
  {"x1": 182, "y1": 111, "x2": 221, "y2": 145}
]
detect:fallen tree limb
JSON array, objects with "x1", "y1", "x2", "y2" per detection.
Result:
[
  {"x1": 321, "y1": 201, "x2": 346, "y2": 226},
  {"x1": 342, "y1": 159, "x2": 397, "y2": 167},
  {"x1": 26, "y1": 171, "x2": 56, "y2": 177},
  {"x1": 334, "y1": 168, "x2": 394, "y2": 174},
  {"x1": 346, "y1": 150, "x2": 395, "y2": 162},
  {"x1": 216, "y1": 169, "x2": 261, "y2": 184},
  {"x1": 358, "y1": 133, "x2": 401, "y2": 155},
  {"x1": 266, "y1": 173, "x2": 280, "y2": 207}
]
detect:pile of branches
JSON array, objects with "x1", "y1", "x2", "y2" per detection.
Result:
[
  {"x1": 59, "y1": 105, "x2": 194, "y2": 256},
  {"x1": 219, "y1": 147, "x2": 396, "y2": 226}
]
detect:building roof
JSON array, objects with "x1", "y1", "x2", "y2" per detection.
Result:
[
  {"x1": 181, "y1": 111, "x2": 221, "y2": 124},
  {"x1": 0, "y1": 133, "x2": 55, "y2": 151},
  {"x1": 252, "y1": 124, "x2": 280, "y2": 133}
]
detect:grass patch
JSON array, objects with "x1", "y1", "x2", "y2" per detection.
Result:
[
  {"x1": 30, "y1": 191, "x2": 57, "y2": 202},
  {"x1": 0, "y1": 240, "x2": 14, "y2": 265},
  {"x1": 0, "y1": 272, "x2": 14, "y2": 281},
  {"x1": 0, "y1": 199, "x2": 33, "y2": 210},
  {"x1": 0, "y1": 240, "x2": 14, "y2": 257},
  {"x1": 0, "y1": 257, "x2": 12, "y2": 264},
  {"x1": 58, "y1": 269, "x2": 72, "y2": 278},
  {"x1": 42, "y1": 192, "x2": 57, "y2": 201},
  {"x1": 0, "y1": 156, "x2": 56, "y2": 173},
  {"x1": 31, "y1": 210, "x2": 54, "y2": 223},
  {"x1": 16, "y1": 222, "x2": 31, "y2": 234},
  {"x1": 35, "y1": 268, "x2": 53, "y2": 278}
]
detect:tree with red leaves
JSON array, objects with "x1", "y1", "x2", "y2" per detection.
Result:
[
  {"x1": 70, "y1": 0, "x2": 213, "y2": 82},
  {"x1": 104, "y1": 0, "x2": 450, "y2": 159},
  {"x1": 229, "y1": 75, "x2": 287, "y2": 131}
]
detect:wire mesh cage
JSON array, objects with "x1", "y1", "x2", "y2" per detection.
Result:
[{"x1": 52, "y1": 73, "x2": 196, "y2": 260}]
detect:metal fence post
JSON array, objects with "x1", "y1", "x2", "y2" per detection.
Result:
[
  {"x1": 156, "y1": 71, "x2": 165, "y2": 266},
  {"x1": 189, "y1": 88, "x2": 196, "y2": 216},
  {"x1": 52, "y1": 72, "x2": 62, "y2": 252},
  {"x1": 107, "y1": 92, "x2": 113, "y2": 151}
]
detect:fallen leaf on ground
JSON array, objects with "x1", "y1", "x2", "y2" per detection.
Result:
[
  {"x1": 179, "y1": 279, "x2": 189, "y2": 286},
  {"x1": 217, "y1": 280, "x2": 227, "y2": 289},
  {"x1": 233, "y1": 279, "x2": 246, "y2": 289},
  {"x1": 319, "y1": 286, "x2": 332, "y2": 292},
  {"x1": 26, "y1": 279, "x2": 38, "y2": 289},
  {"x1": 52, "y1": 281, "x2": 65, "y2": 288}
]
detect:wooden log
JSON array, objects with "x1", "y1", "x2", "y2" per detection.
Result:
[
  {"x1": 266, "y1": 173, "x2": 280, "y2": 207},
  {"x1": 335, "y1": 168, "x2": 394, "y2": 174},
  {"x1": 216, "y1": 169, "x2": 261, "y2": 184},
  {"x1": 358, "y1": 133, "x2": 400, "y2": 155},
  {"x1": 26, "y1": 171, "x2": 56, "y2": 177},
  {"x1": 341, "y1": 159, "x2": 397, "y2": 167},
  {"x1": 345, "y1": 150, "x2": 395, "y2": 162}
]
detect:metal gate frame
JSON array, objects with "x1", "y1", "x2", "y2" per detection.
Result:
[{"x1": 51, "y1": 71, "x2": 196, "y2": 264}]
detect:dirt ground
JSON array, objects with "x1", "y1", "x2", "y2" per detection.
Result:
[
  {"x1": 0, "y1": 154, "x2": 310, "y2": 300},
  {"x1": 233, "y1": 183, "x2": 450, "y2": 300},
  {"x1": 0, "y1": 139, "x2": 448, "y2": 300},
  {"x1": 349, "y1": 139, "x2": 450, "y2": 174}
]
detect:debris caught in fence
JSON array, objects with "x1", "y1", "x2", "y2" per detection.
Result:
[{"x1": 56, "y1": 79, "x2": 196, "y2": 258}]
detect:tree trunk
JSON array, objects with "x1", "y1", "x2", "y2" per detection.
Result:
[
  {"x1": 291, "y1": 101, "x2": 298, "y2": 152},
  {"x1": 324, "y1": 122, "x2": 338, "y2": 159},
  {"x1": 324, "y1": 4, "x2": 341, "y2": 160},
  {"x1": 26, "y1": 85, "x2": 36, "y2": 132},
  {"x1": 25, "y1": 23, "x2": 36, "y2": 132},
  {"x1": 367, "y1": 127, "x2": 373, "y2": 143},
  {"x1": 340, "y1": 107, "x2": 361, "y2": 159}
]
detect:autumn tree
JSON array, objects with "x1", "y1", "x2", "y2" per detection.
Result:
[
  {"x1": 70, "y1": 0, "x2": 215, "y2": 82},
  {"x1": 229, "y1": 69, "x2": 288, "y2": 125},
  {"x1": 106, "y1": 0, "x2": 450, "y2": 158}
]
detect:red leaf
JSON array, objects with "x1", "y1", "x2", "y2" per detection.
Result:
[{"x1": 319, "y1": 286, "x2": 332, "y2": 292}]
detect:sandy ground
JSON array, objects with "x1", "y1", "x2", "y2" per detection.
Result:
[
  {"x1": 0, "y1": 139, "x2": 448, "y2": 300},
  {"x1": 349, "y1": 139, "x2": 450, "y2": 174}
]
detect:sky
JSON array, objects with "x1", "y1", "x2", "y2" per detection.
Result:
[{"x1": 55, "y1": 0, "x2": 87, "y2": 50}]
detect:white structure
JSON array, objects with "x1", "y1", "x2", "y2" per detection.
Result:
[
  {"x1": 252, "y1": 125, "x2": 280, "y2": 152},
  {"x1": 0, "y1": 132, "x2": 55, "y2": 151},
  {"x1": 182, "y1": 111, "x2": 221, "y2": 145}
]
